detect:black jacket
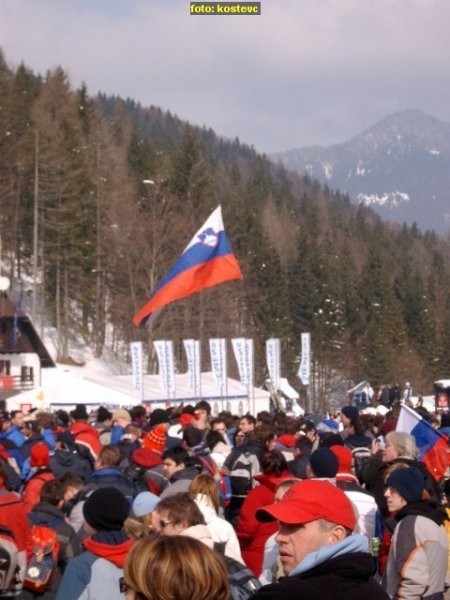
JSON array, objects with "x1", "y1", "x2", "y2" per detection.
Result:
[{"x1": 248, "y1": 552, "x2": 389, "y2": 600}]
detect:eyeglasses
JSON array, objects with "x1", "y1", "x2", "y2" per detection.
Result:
[
  {"x1": 119, "y1": 578, "x2": 145, "y2": 599},
  {"x1": 159, "y1": 519, "x2": 173, "y2": 529}
]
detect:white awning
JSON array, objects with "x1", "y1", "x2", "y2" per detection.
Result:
[{"x1": 279, "y1": 377, "x2": 299, "y2": 400}]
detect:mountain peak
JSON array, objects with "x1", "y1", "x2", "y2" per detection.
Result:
[{"x1": 272, "y1": 110, "x2": 450, "y2": 234}]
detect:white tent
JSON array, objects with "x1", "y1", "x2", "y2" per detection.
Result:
[{"x1": 8, "y1": 368, "x2": 271, "y2": 417}]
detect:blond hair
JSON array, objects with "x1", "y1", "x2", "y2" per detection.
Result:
[
  {"x1": 123, "y1": 535, "x2": 229, "y2": 600},
  {"x1": 188, "y1": 473, "x2": 220, "y2": 513},
  {"x1": 385, "y1": 432, "x2": 419, "y2": 459}
]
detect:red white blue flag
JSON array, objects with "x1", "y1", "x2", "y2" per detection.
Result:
[
  {"x1": 132, "y1": 205, "x2": 243, "y2": 326},
  {"x1": 396, "y1": 404, "x2": 449, "y2": 481}
]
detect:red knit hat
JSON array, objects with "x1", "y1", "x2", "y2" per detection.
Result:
[
  {"x1": 143, "y1": 424, "x2": 167, "y2": 454},
  {"x1": 30, "y1": 442, "x2": 50, "y2": 467}
]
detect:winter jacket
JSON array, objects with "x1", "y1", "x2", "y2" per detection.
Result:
[
  {"x1": 182, "y1": 523, "x2": 215, "y2": 549},
  {"x1": 362, "y1": 455, "x2": 442, "y2": 520},
  {"x1": 21, "y1": 468, "x2": 55, "y2": 513},
  {"x1": 49, "y1": 448, "x2": 93, "y2": 481},
  {"x1": 0, "y1": 425, "x2": 26, "y2": 448},
  {"x1": 55, "y1": 531, "x2": 133, "y2": 600},
  {"x1": 237, "y1": 472, "x2": 290, "y2": 577},
  {"x1": 82, "y1": 468, "x2": 136, "y2": 501},
  {"x1": 19, "y1": 501, "x2": 82, "y2": 600},
  {"x1": 224, "y1": 439, "x2": 267, "y2": 526},
  {"x1": 159, "y1": 465, "x2": 201, "y2": 499},
  {"x1": 0, "y1": 489, "x2": 29, "y2": 592},
  {"x1": 194, "y1": 493, "x2": 243, "y2": 563},
  {"x1": 68, "y1": 469, "x2": 135, "y2": 534},
  {"x1": 336, "y1": 480, "x2": 378, "y2": 541},
  {"x1": 130, "y1": 448, "x2": 168, "y2": 496},
  {"x1": 249, "y1": 536, "x2": 389, "y2": 600},
  {"x1": 383, "y1": 501, "x2": 448, "y2": 599},
  {"x1": 70, "y1": 423, "x2": 101, "y2": 463}
]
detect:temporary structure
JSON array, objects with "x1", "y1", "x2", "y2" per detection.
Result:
[{"x1": 7, "y1": 368, "x2": 271, "y2": 417}]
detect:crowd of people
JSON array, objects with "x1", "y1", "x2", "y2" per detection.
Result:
[{"x1": 0, "y1": 398, "x2": 448, "y2": 599}]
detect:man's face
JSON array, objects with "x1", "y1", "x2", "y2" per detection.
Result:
[
  {"x1": 239, "y1": 418, "x2": 254, "y2": 434},
  {"x1": 305, "y1": 428, "x2": 316, "y2": 442},
  {"x1": 12, "y1": 412, "x2": 24, "y2": 428},
  {"x1": 384, "y1": 486, "x2": 408, "y2": 513},
  {"x1": 212, "y1": 421, "x2": 227, "y2": 436},
  {"x1": 194, "y1": 408, "x2": 208, "y2": 429},
  {"x1": 276, "y1": 520, "x2": 336, "y2": 575},
  {"x1": 162, "y1": 457, "x2": 185, "y2": 479}
]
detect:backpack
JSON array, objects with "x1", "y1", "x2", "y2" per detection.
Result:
[
  {"x1": 223, "y1": 555, "x2": 261, "y2": 600},
  {"x1": 23, "y1": 524, "x2": 60, "y2": 593},
  {"x1": 0, "y1": 525, "x2": 20, "y2": 596},
  {"x1": 227, "y1": 451, "x2": 260, "y2": 498},
  {"x1": 197, "y1": 456, "x2": 232, "y2": 507},
  {"x1": 351, "y1": 446, "x2": 372, "y2": 483}
]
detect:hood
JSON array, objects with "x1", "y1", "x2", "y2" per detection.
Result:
[
  {"x1": 277, "y1": 434, "x2": 298, "y2": 448},
  {"x1": 195, "y1": 493, "x2": 217, "y2": 523},
  {"x1": 182, "y1": 524, "x2": 214, "y2": 549},
  {"x1": 132, "y1": 447, "x2": 162, "y2": 468},
  {"x1": 71, "y1": 422, "x2": 100, "y2": 438},
  {"x1": 51, "y1": 449, "x2": 80, "y2": 468},
  {"x1": 290, "y1": 533, "x2": 369, "y2": 577},
  {"x1": 83, "y1": 531, "x2": 133, "y2": 567}
]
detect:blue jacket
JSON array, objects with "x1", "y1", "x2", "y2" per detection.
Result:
[{"x1": 55, "y1": 531, "x2": 133, "y2": 600}]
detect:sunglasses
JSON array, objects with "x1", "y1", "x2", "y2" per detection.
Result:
[{"x1": 159, "y1": 519, "x2": 173, "y2": 529}]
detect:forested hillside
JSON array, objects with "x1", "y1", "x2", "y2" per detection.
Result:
[{"x1": 1, "y1": 50, "x2": 450, "y2": 411}]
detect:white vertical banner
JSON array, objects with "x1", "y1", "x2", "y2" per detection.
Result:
[
  {"x1": 266, "y1": 338, "x2": 281, "y2": 391},
  {"x1": 154, "y1": 340, "x2": 176, "y2": 396},
  {"x1": 130, "y1": 341, "x2": 144, "y2": 399},
  {"x1": 183, "y1": 339, "x2": 201, "y2": 397},
  {"x1": 298, "y1": 332, "x2": 311, "y2": 385},
  {"x1": 232, "y1": 337, "x2": 254, "y2": 389},
  {"x1": 209, "y1": 338, "x2": 227, "y2": 392}
]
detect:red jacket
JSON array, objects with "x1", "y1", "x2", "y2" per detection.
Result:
[
  {"x1": 22, "y1": 469, "x2": 55, "y2": 513},
  {"x1": 71, "y1": 422, "x2": 101, "y2": 461},
  {"x1": 236, "y1": 472, "x2": 290, "y2": 577},
  {"x1": 0, "y1": 489, "x2": 29, "y2": 551}
]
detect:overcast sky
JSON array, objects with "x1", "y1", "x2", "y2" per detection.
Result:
[{"x1": 1, "y1": 0, "x2": 450, "y2": 154}]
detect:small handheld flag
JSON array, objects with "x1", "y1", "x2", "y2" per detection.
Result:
[{"x1": 132, "y1": 205, "x2": 243, "y2": 326}]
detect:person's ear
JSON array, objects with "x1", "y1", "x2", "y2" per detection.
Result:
[{"x1": 329, "y1": 524, "x2": 347, "y2": 543}]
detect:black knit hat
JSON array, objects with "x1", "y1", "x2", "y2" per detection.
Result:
[
  {"x1": 149, "y1": 408, "x2": 170, "y2": 427},
  {"x1": 309, "y1": 447, "x2": 339, "y2": 478},
  {"x1": 83, "y1": 487, "x2": 130, "y2": 531},
  {"x1": 71, "y1": 404, "x2": 89, "y2": 421},
  {"x1": 341, "y1": 405, "x2": 359, "y2": 420},
  {"x1": 97, "y1": 406, "x2": 113, "y2": 423},
  {"x1": 385, "y1": 467, "x2": 424, "y2": 503}
]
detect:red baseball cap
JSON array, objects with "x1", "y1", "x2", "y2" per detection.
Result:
[{"x1": 255, "y1": 479, "x2": 356, "y2": 531}]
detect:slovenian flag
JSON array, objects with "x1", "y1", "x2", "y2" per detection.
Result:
[
  {"x1": 396, "y1": 404, "x2": 449, "y2": 481},
  {"x1": 132, "y1": 205, "x2": 243, "y2": 326}
]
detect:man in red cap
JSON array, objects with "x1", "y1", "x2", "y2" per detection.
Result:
[{"x1": 248, "y1": 479, "x2": 389, "y2": 599}]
